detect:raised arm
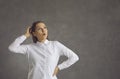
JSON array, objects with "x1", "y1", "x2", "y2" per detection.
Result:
[{"x1": 8, "y1": 27, "x2": 31, "y2": 54}]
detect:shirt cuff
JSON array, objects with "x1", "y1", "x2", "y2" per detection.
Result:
[
  {"x1": 19, "y1": 35, "x2": 27, "y2": 40},
  {"x1": 58, "y1": 65, "x2": 63, "y2": 70}
]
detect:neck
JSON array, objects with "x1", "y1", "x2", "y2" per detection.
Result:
[{"x1": 38, "y1": 38, "x2": 46, "y2": 43}]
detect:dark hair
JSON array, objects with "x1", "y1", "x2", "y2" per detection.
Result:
[{"x1": 30, "y1": 21, "x2": 47, "y2": 43}]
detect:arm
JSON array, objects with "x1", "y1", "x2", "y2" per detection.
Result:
[
  {"x1": 8, "y1": 27, "x2": 31, "y2": 54},
  {"x1": 56, "y1": 41, "x2": 79, "y2": 70},
  {"x1": 8, "y1": 35, "x2": 28, "y2": 54}
]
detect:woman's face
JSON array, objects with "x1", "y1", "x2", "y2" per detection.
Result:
[{"x1": 33, "y1": 22, "x2": 48, "y2": 41}]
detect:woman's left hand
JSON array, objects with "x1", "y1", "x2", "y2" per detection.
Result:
[{"x1": 53, "y1": 66, "x2": 59, "y2": 76}]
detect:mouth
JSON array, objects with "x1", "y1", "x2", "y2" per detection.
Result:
[{"x1": 42, "y1": 33, "x2": 46, "y2": 36}]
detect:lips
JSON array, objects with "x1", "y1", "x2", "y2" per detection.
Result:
[{"x1": 43, "y1": 33, "x2": 46, "y2": 35}]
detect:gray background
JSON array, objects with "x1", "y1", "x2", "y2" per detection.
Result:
[{"x1": 0, "y1": 0, "x2": 120, "y2": 79}]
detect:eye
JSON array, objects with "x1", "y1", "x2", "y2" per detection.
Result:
[
  {"x1": 44, "y1": 27, "x2": 47, "y2": 29},
  {"x1": 37, "y1": 28, "x2": 42, "y2": 31}
]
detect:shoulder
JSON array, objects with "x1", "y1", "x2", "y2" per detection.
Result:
[{"x1": 49, "y1": 40, "x2": 65, "y2": 48}]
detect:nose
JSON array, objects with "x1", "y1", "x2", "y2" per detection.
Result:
[{"x1": 41, "y1": 28, "x2": 45, "y2": 33}]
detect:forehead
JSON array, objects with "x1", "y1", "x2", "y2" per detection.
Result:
[{"x1": 36, "y1": 23, "x2": 46, "y2": 28}]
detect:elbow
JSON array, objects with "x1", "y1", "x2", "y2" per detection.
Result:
[
  {"x1": 73, "y1": 54, "x2": 79, "y2": 62},
  {"x1": 8, "y1": 45, "x2": 16, "y2": 53},
  {"x1": 8, "y1": 45, "x2": 13, "y2": 52},
  {"x1": 75, "y1": 55, "x2": 79, "y2": 62},
  {"x1": 69, "y1": 53, "x2": 79, "y2": 62}
]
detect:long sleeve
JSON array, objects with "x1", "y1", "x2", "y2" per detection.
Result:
[
  {"x1": 56, "y1": 41, "x2": 79, "y2": 70},
  {"x1": 8, "y1": 35, "x2": 28, "y2": 54}
]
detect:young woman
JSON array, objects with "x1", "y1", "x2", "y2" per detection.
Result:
[{"x1": 8, "y1": 21, "x2": 79, "y2": 79}]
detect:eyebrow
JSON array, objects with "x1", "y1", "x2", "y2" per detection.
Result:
[{"x1": 36, "y1": 26, "x2": 47, "y2": 29}]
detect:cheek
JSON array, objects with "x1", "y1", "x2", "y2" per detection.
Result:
[
  {"x1": 37, "y1": 31, "x2": 43, "y2": 34},
  {"x1": 35, "y1": 32, "x2": 42, "y2": 36},
  {"x1": 46, "y1": 31, "x2": 48, "y2": 33},
  {"x1": 46, "y1": 29, "x2": 48, "y2": 33}
]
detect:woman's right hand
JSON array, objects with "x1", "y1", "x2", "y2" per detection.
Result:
[
  {"x1": 24, "y1": 26, "x2": 31, "y2": 38},
  {"x1": 52, "y1": 66, "x2": 59, "y2": 76}
]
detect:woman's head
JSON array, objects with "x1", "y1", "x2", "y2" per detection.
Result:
[{"x1": 30, "y1": 21, "x2": 48, "y2": 43}]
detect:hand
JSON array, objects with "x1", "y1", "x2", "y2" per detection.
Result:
[
  {"x1": 24, "y1": 26, "x2": 31, "y2": 38},
  {"x1": 52, "y1": 66, "x2": 59, "y2": 76}
]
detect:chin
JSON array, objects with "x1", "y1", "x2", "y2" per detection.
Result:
[{"x1": 42, "y1": 36, "x2": 47, "y2": 40}]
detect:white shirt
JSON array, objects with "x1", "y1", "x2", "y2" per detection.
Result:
[{"x1": 8, "y1": 35, "x2": 79, "y2": 79}]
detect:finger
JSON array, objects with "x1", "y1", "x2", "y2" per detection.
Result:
[
  {"x1": 27, "y1": 27, "x2": 31, "y2": 30},
  {"x1": 52, "y1": 72, "x2": 55, "y2": 76},
  {"x1": 52, "y1": 72, "x2": 56, "y2": 76},
  {"x1": 29, "y1": 28, "x2": 32, "y2": 33}
]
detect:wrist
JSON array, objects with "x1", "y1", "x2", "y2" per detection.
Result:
[
  {"x1": 57, "y1": 66, "x2": 60, "y2": 71},
  {"x1": 24, "y1": 33, "x2": 29, "y2": 38}
]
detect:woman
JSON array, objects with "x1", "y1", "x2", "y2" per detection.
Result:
[{"x1": 8, "y1": 21, "x2": 79, "y2": 79}]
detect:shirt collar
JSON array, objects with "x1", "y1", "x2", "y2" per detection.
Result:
[{"x1": 36, "y1": 39, "x2": 49, "y2": 45}]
